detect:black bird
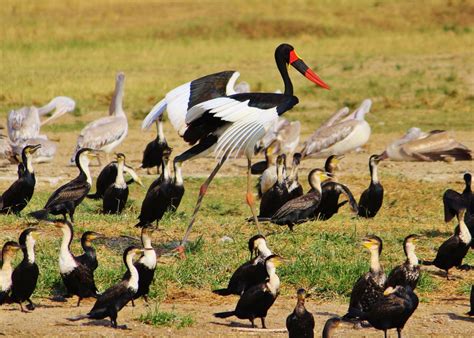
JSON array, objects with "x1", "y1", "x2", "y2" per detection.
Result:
[
  {"x1": 103, "y1": 153, "x2": 129, "y2": 214},
  {"x1": 123, "y1": 227, "x2": 156, "y2": 305},
  {"x1": 386, "y1": 235, "x2": 420, "y2": 290},
  {"x1": 0, "y1": 241, "x2": 21, "y2": 305},
  {"x1": 286, "y1": 288, "x2": 315, "y2": 338},
  {"x1": 75, "y1": 231, "x2": 104, "y2": 272},
  {"x1": 214, "y1": 255, "x2": 284, "y2": 328},
  {"x1": 349, "y1": 286, "x2": 419, "y2": 338},
  {"x1": 10, "y1": 228, "x2": 40, "y2": 312},
  {"x1": 323, "y1": 154, "x2": 343, "y2": 182},
  {"x1": 135, "y1": 151, "x2": 174, "y2": 227},
  {"x1": 0, "y1": 144, "x2": 41, "y2": 214},
  {"x1": 286, "y1": 153, "x2": 304, "y2": 200},
  {"x1": 55, "y1": 221, "x2": 98, "y2": 306},
  {"x1": 343, "y1": 235, "x2": 386, "y2": 320},
  {"x1": 170, "y1": 160, "x2": 185, "y2": 211},
  {"x1": 266, "y1": 168, "x2": 328, "y2": 230},
  {"x1": 213, "y1": 234, "x2": 272, "y2": 296},
  {"x1": 468, "y1": 285, "x2": 473, "y2": 316},
  {"x1": 68, "y1": 246, "x2": 144, "y2": 328},
  {"x1": 259, "y1": 154, "x2": 290, "y2": 218},
  {"x1": 443, "y1": 173, "x2": 473, "y2": 222},
  {"x1": 141, "y1": 117, "x2": 171, "y2": 174},
  {"x1": 421, "y1": 209, "x2": 471, "y2": 279},
  {"x1": 322, "y1": 317, "x2": 342, "y2": 338},
  {"x1": 29, "y1": 148, "x2": 96, "y2": 223},
  {"x1": 358, "y1": 154, "x2": 384, "y2": 218},
  {"x1": 251, "y1": 144, "x2": 275, "y2": 175}
]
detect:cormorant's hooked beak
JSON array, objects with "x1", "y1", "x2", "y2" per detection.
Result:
[
  {"x1": 289, "y1": 50, "x2": 330, "y2": 90},
  {"x1": 378, "y1": 151, "x2": 389, "y2": 161},
  {"x1": 30, "y1": 144, "x2": 42, "y2": 154}
]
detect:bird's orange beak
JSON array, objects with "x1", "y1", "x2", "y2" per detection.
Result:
[{"x1": 289, "y1": 50, "x2": 330, "y2": 90}]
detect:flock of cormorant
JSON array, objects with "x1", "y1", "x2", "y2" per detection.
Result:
[{"x1": 0, "y1": 43, "x2": 473, "y2": 336}]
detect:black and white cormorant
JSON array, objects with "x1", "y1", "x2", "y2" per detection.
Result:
[
  {"x1": 0, "y1": 241, "x2": 21, "y2": 305},
  {"x1": 141, "y1": 117, "x2": 171, "y2": 174},
  {"x1": 421, "y1": 209, "x2": 471, "y2": 279},
  {"x1": 136, "y1": 151, "x2": 174, "y2": 227},
  {"x1": 266, "y1": 169, "x2": 328, "y2": 230},
  {"x1": 55, "y1": 221, "x2": 98, "y2": 306},
  {"x1": 68, "y1": 246, "x2": 144, "y2": 328},
  {"x1": 386, "y1": 234, "x2": 420, "y2": 290},
  {"x1": 251, "y1": 144, "x2": 275, "y2": 175},
  {"x1": 350, "y1": 285, "x2": 419, "y2": 338},
  {"x1": 213, "y1": 234, "x2": 272, "y2": 296},
  {"x1": 358, "y1": 154, "x2": 384, "y2": 218},
  {"x1": 286, "y1": 153, "x2": 304, "y2": 200},
  {"x1": 170, "y1": 160, "x2": 185, "y2": 211},
  {"x1": 10, "y1": 228, "x2": 40, "y2": 312},
  {"x1": 29, "y1": 148, "x2": 96, "y2": 223},
  {"x1": 75, "y1": 231, "x2": 104, "y2": 272},
  {"x1": 322, "y1": 317, "x2": 342, "y2": 338},
  {"x1": 343, "y1": 235, "x2": 386, "y2": 320},
  {"x1": 259, "y1": 154, "x2": 290, "y2": 218},
  {"x1": 214, "y1": 255, "x2": 284, "y2": 328},
  {"x1": 103, "y1": 153, "x2": 129, "y2": 214},
  {"x1": 443, "y1": 173, "x2": 472, "y2": 222},
  {"x1": 123, "y1": 227, "x2": 156, "y2": 305},
  {"x1": 0, "y1": 144, "x2": 41, "y2": 214},
  {"x1": 286, "y1": 288, "x2": 315, "y2": 338},
  {"x1": 87, "y1": 159, "x2": 143, "y2": 200}
]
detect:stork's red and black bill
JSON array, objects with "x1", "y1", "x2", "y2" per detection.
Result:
[{"x1": 289, "y1": 50, "x2": 330, "y2": 90}]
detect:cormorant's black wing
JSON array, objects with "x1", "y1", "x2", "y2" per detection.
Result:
[
  {"x1": 443, "y1": 189, "x2": 465, "y2": 223},
  {"x1": 272, "y1": 192, "x2": 319, "y2": 219},
  {"x1": 89, "y1": 281, "x2": 128, "y2": 314},
  {"x1": 45, "y1": 177, "x2": 91, "y2": 208}
]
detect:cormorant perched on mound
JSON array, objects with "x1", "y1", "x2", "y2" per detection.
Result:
[
  {"x1": 103, "y1": 153, "x2": 129, "y2": 214},
  {"x1": 75, "y1": 231, "x2": 103, "y2": 272},
  {"x1": 10, "y1": 228, "x2": 40, "y2": 312},
  {"x1": 123, "y1": 227, "x2": 156, "y2": 305},
  {"x1": 141, "y1": 117, "x2": 171, "y2": 174},
  {"x1": 343, "y1": 235, "x2": 386, "y2": 320},
  {"x1": 358, "y1": 154, "x2": 384, "y2": 218},
  {"x1": 349, "y1": 286, "x2": 419, "y2": 338},
  {"x1": 286, "y1": 153, "x2": 304, "y2": 200},
  {"x1": 0, "y1": 144, "x2": 41, "y2": 214},
  {"x1": 386, "y1": 235, "x2": 420, "y2": 290},
  {"x1": 136, "y1": 151, "x2": 174, "y2": 227},
  {"x1": 213, "y1": 234, "x2": 272, "y2": 296},
  {"x1": 259, "y1": 154, "x2": 290, "y2": 218},
  {"x1": 87, "y1": 160, "x2": 143, "y2": 200},
  {"x1": 68, "y1": 246, "x2": 144, "y2": 328},
  {"x1": 214, "y1": 255, "x2": 284, "y2": 328},
  {"x1": 29, "y1": 148, "x2": 96, "y2": 223},
  {"x1": 55, "y1": 221, "x2": 98, "y2": 306},
  {"x1": 0, "y1": 241, "x2": 21, "y2": 305},
  {"x1": 286, "y1": 288, "x2": 315, "y2": 338},
  {"x1": 266, "y1": 169, "x2": 328, "y2": 230},
  {"x1": 322, "y1": 317, "x2": 342, "y2": 338},
  {"x1": 421, "y1": 209, "x2": 471, "y2": 279}
]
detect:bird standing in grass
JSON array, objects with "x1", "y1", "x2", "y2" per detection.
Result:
[
  {"x1": 141, "y1": 117, "x2": 171, "y2": 174},
  {"x1": 102, "y1": 153, "x2": 129, "y2": 214},
  {"x1": 68, "y1": 246, "x2": 144, "y2": 328},
  {"x1": 358, "y1": 154, "x2": 384, "y2": 218},
  {"x1": 10, "y1": 228, "x2": 40, "y2": 312},
  {"x1": 75, "y1": 231, "x2": 104, "y2": 272},
  {"x1": 29, "y1": 148, "x2": 96, "y2": 223},
  {"x1": 0, "y1": 241, "x2": 21, "y2": 305},
  {"x1": 386, "y1": 235, "x2": 420, "y2": 290},
  {"x1": 286, "y1": 288, "x2": 315, "y2": 338},
  {"x1": 258, "y1": 154, "x2": 290, "y2": 218},
  {"x1": 214, "y1": 255, "x2": 284, "y2": 328}
]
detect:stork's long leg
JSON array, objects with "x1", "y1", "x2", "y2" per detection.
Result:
[
  {"x1": 246, "y1": 159, "x2": 262, "y2": 234},
  {"x1": 179, "y1": 154, "x2": 228, "y2": 251}
]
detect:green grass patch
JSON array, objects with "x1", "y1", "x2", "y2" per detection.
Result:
[{"x1": 138, "y1": 304, "x2": 194, "y2": 329}]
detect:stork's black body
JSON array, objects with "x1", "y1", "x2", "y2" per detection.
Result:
[
  {"x1": 358, "y1": 155, "x2": 384, "y2": 218},
  {"x1": 314, "y1": 181, "x2": 358, "y2": 220},
  {"x1": 10, "y1": 228, "x2": 39, "y2": 312},
  {"x1": 0, "y1": 145, "x2": 40, "y2": 214},
  {"x1": 29, "y1": 148, "x2": 94, "y2": 223}
]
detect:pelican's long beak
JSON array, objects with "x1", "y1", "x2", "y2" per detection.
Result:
[
  {"x1": 289, "y1": 50, "x2": 330, "y2": 90},
  {"x1": 40, "y1": 107, "x2": 67, "y2": 126}
]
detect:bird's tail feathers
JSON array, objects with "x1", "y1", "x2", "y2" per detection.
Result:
[
  {"x1": 86, "y1": 193, "x2": 100, "y2": 200},
  {"x1": 67, "y1": 314, "x2": 89, "y2": 322},
  {"x1": 212, "y1": 289, "x2": 232, "y2": 296},
  {"x1": 29, "y1": 209, "x2": 49, "y2": 220},
  {"x1": 420, "y1": 259, "x2": 434, "y2": 266},
  {"x1": 214, "y1": 311, "x2": 235, "y2": 318}
]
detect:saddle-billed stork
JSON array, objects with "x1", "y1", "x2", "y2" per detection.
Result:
[{"x1": 142, "y1": 43, "x2": 329, "y2": 254}]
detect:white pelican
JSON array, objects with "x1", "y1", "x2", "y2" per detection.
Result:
[
  {"x1": 7, "y1": 96, "x2": 75, "y2": 144},
  {"x1": 70, "y1": 72, "x2": 128, "y2": 164},
  {"x1": 301, "y1": 99, "x2": 372, "y2": 158},
  {"x1": 142, "y1": 43, "x2": 329, "y2": 251},
  {"x1": 382, "y1": 128, "x2": 472, "y2": 162}
]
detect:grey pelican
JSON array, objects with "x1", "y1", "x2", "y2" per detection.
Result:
[
  {"x1": 141, "y1": 43, "x2": 329, "y2": 253},
  {"x1": 7, "y1": 96, "x2": 75, "y2": 144},
  {"x1": 11, "y1": 137, "x2": 57, "y2": 163},
  {"x1": 301, "y1": 99, "x2": 372, "y2": 158},
  {"x1": 70, "y1": 72, "x2": 128, "y2": 164},
  {"x1": 381, "y1": 128, "x2": 472, "y2": 162},
  {"x1": 257, "y1": 117, "x2": 301, "y2": 156}
]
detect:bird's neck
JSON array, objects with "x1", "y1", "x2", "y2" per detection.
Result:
[
  {"x1": 0, "y1": 255, "x2": 13, "y2": 272},
  {"x1": 157, "y1": 119, "x2": 166, "y2": 141},
  {"x1": 23, "y1": 154, "x2": 34, "y2": 173},
  {"x1": 162, "y1": 159, "x2": 170, "y2": 181},
  {"x1": 266, "y1": 266, "x2": 280, "y2": 295},
  {"x1": 115, "y1": 160, "x2": 126, "y2": 187},
  {"x1": 370, "y1": 162, "x2": 379, "y2": 184},
  {"x1": 24, "y1": 238, "x2": 36, "y2": 264},
  {"x1": 110, "y1": 77, "x2": 125, "y2": 117},
  {"x1": 257, "y1": 243, "x2": 272, "y2": 258},
  {"x1": 295, "y1": 299, "x2": 306, "y2": 316},
  {"x1": 37, "y1": 98, "x2": 56, "y2": 116},
  {"x1": 309, "y1": 176, "x2": 322, "y2": 193},
  {"x1": 369, "y1": 248, "x2": 381, "y2": 273},
  {"x1": 459, "y1": 219, "x2": 472, "y2": 244},
  {"x1": 174, "y1": 162, "x2": 183, "y2": 186},
  {"x1": 277, "y1": 163, "x2": 285, "y2": 184},
  {"x1": 126, "y1": 254, "x2": 139, "y2": 291},
  {"x1": 405, "y1": 243, "x2": 418, "y2": 266},
  {"x1": 60, "y1": 227, "x2": 73, "y2": 257},
  {"x1": 78, "y1": 155, "x2": 92, "y2": 185},
  {"x1": 276, "y1": 55, "x2": 293, "y2": 96}
]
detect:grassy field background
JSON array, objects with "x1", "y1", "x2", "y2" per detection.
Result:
[{"x1": 0, "y1": 0, "x2": 473, "y2": 332}]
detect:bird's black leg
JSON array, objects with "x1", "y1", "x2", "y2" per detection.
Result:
[
  {"x1": 131, "y1": 299, "x2": 135, "y2": 307},
  {"x1": 19, "y1": 303, "x2": 26, "y2": 313},
  {"x1": 26, "y1": 298, "x2": 35, "y2": 310},
  {"x1": 69, "y1": 210, "x2": 75, "y2": 224},
  {"x1": 261, "y1": 317, "x2": 266, "y2": 329},
  {"x1": 246, "y1": 159, "x2": 262, "y2": 235},
  {"x1": 250, "y1": 318, "x2": 255, "y2": 328},
  {"x1": 111, "y1": 318, "x2": 117, "y2": 328},
  {"x1": 77, "y1": 297, "x2": 82, "y2": 307},
  {"x1": 384, "y1": 330, "x2": 387, "y2": 338},
  {"x1": 143, "y1": 295, "x2": 149, "y2": 303},
  {"x1": 179, "y1": 155, "x2": 228, "y2": 256},
  {"x1": 397, "y1": 327, "x2": 402, "y2": 338},
  {"x1": 446, "y1": 270, "x2": 451, "y2": 280}
]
